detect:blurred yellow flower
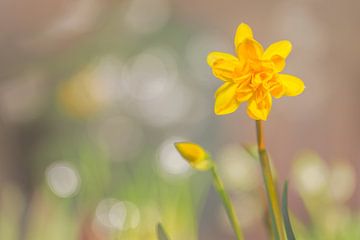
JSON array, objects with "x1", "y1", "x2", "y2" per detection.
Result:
[
  {"x1": 174, "y1": 142, "x2": 212, "y2": 171},
  {"x1": 58, "y1": 67, "x2": 103, "y2": 118},
  {"x1": 207, "y1": 23, "x2": 305, "y2": 120}
]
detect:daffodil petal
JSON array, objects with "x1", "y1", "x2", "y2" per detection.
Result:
[
  {"x1": 272, "y1": 56, "x2": 286, "y2": 72},
  {"x1": 207, "y1": 52, "x2": 241, "y2": 82},
  {"x1": 263, "y1": 40, "x2": 292, "y2": 59},
  {"x1": 236, "y1": 79, "x2": 253, "y2": 102},
  {"x1": 207, "y1": 52, "x2": 239, "y2": 66},
  {"x1": 270, "y1": 82, "x2": 285, "y2": 99},
  {"x1": 246, "y1": 94, "x2": 272, "y2": 120},
  {"x1": 237, "y1": 90, "x2": 253, "y2": 102},
  {"x1": 278, "y1": 74, "x2": 305, "y2": 96},
  {"x1": 234, "y1": 23, "x2": 253, "y2": 49},
  {"x1": 263, "y1": 41, "x2": 292, "y2": 72},
  {"x1": 214, "y1": 82, "x2": 240, "y2": 115},
  {"x1": 237, "y1": 38, "x2": 264, "y2": 60}
]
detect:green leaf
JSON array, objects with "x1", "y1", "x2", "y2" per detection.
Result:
[
  {"x1": 157, "y1": 223, "x2": 170, "y2": 240},
  {"x1": 268, "y1": 203, "x2": 280, "y2": 240},
  {"x1": 242, "y1": 144, "x2": 259, "y2": 160},
  {"x1": 282, "y1": 181, "x2": 296, "y2": 240}
]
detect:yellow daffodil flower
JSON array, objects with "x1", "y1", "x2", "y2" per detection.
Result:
[
  {"x1": 174, "y1": 142, "x2": 212, "y2": 171},
  {"x1": 207, "y1": 23, "x2": 305, "y2": 120}
]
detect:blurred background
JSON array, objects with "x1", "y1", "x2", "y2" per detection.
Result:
[{"x1": 0, "y1": 0, "x2": 359, "y2": 239}]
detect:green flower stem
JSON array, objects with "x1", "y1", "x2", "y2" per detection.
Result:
[
  {"x1": 210, "y1": 165, "x2": 244, "y2": 240},
  {"x1": 256, "y1": 120, "x2": 286, "y2": 240}
]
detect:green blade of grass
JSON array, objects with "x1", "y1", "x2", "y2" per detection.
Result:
[
  {"x1": 157, "y1": 223, "x2": 170, "y2": 240},
  {"x1": 282, "y1": 181, "x2": 296, "y2": 240}
]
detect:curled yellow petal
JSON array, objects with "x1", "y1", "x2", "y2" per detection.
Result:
[
  {"x1": 263, "y1": 40, "x2": 292, "y2": 59},
  {"x1": 236, "y1": 38, "x2": 264, "y2": 60},
  {"x1": 214, "y1": 82, "x2": 241, "y2": 115},
  {"x1": 263, "y1": 40, "x2": 292, "y2": 72},
  {"x1": 207, "y1": 52, "x2": 239, "y2": 66},
  {"x1": 207, "y1": 52, "x2": 242, "y2": 82},
  {"x1": 234, "y1": 23, "x2": 253, "y2": 50},
  {"x1": 247, "y1": 93, "x2": 272, "y2": 120},
  {"x1": 278, "y1": 74, "x2": 305, "y2": 96},
  {"x1": 270, "y1": 82, "x2": 285, "y2": 99},
  {"x1": 174, "y1": 142, "x2": 212, "y2": 171},
  {"x1": 236, "y1": 78, "x2": 253, "y2": 102}
]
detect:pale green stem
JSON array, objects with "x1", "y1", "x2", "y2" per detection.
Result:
[
  {"x1": 256, "y1": 120, "x2": 286, "y2": 240},
  {"x1": 210, "y1": 165, "x2": 244, "y2": 240}
]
